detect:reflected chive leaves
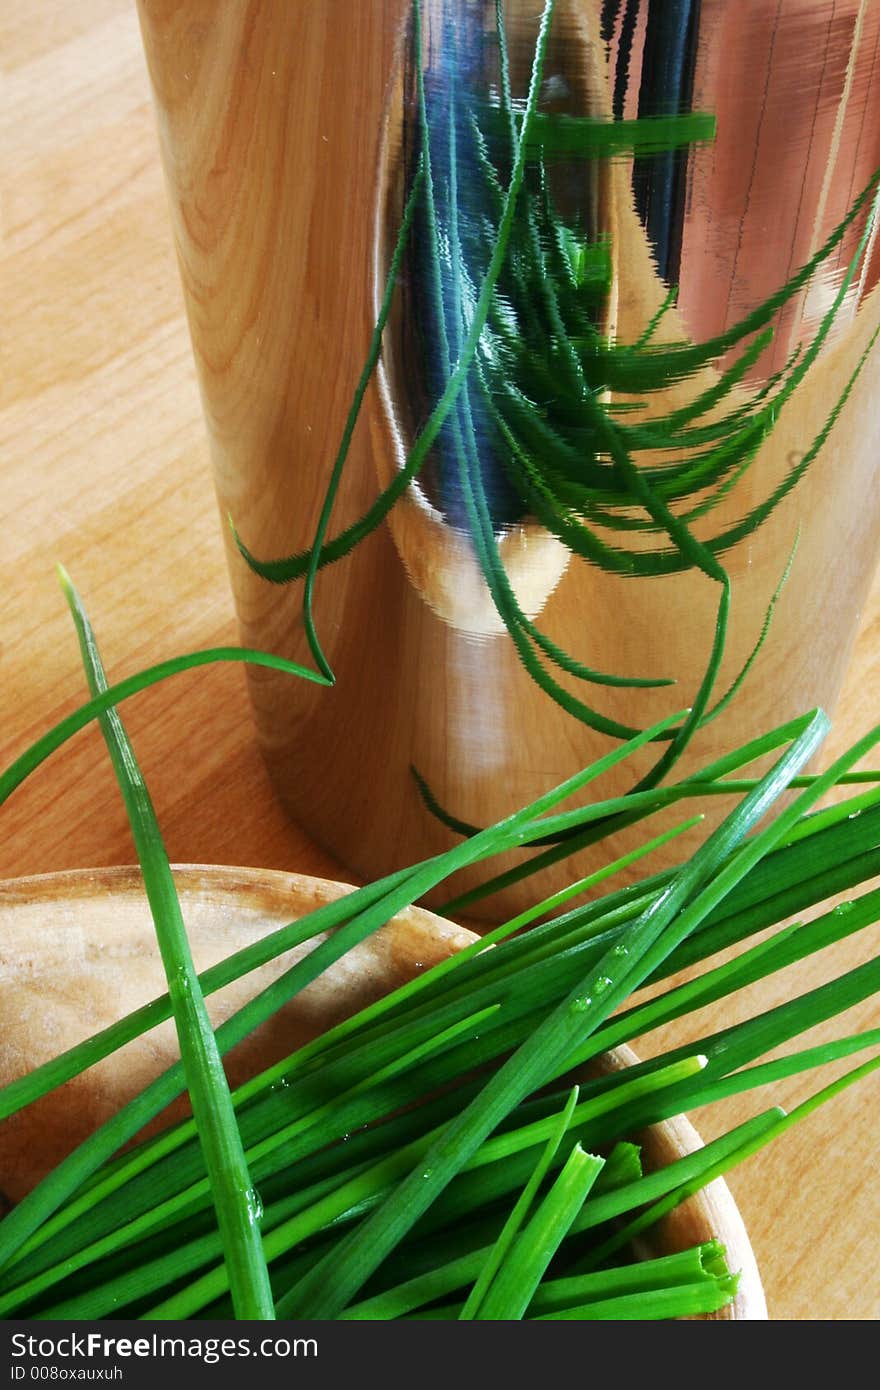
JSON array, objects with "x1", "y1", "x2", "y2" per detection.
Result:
[{"x1": 231, "y1": 0, "x2": 880, "y2": 807}]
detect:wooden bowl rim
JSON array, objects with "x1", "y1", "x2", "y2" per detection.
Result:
[{"x1": 0, "y1": 864, "x2": 767, "y2": 1319}]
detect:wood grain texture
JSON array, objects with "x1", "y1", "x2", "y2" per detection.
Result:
[
  {"x1": 0, "y1": 0, "x2": 878, "y2": 1319},
  {"x1": 0, "y1": 866, "x2": 472, "y2": 1201},
  {"x1": 0, "y1": 0, "x2": 345, "y2": 887}
]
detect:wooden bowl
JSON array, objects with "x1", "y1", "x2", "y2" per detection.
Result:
[{"x1": 0, "y1": 866, "x2": 766, "y2": 1319}]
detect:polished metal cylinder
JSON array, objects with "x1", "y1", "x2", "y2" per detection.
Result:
[{"x1": 138, "y1": 0, "x2": 880, "y2": 915}]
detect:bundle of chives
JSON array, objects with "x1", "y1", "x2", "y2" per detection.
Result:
[{"x1": 2, "y1": 580, "x2": 880, "y2": 1319}]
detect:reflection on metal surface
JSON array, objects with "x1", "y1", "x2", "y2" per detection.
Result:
[
  {"x1": 138, "y1": 0, "x2": 880, "y2": 915},
  {"x1": 375, "y1": 0, "x2": 879, "y2": 650},
  {"x1": 392, "y1": 0, "x2": 617, "y2": 530}
]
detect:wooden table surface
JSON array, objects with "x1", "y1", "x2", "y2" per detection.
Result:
[{"x1": 2, "y1": 0, "x2": 879, "y2": 1321}]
